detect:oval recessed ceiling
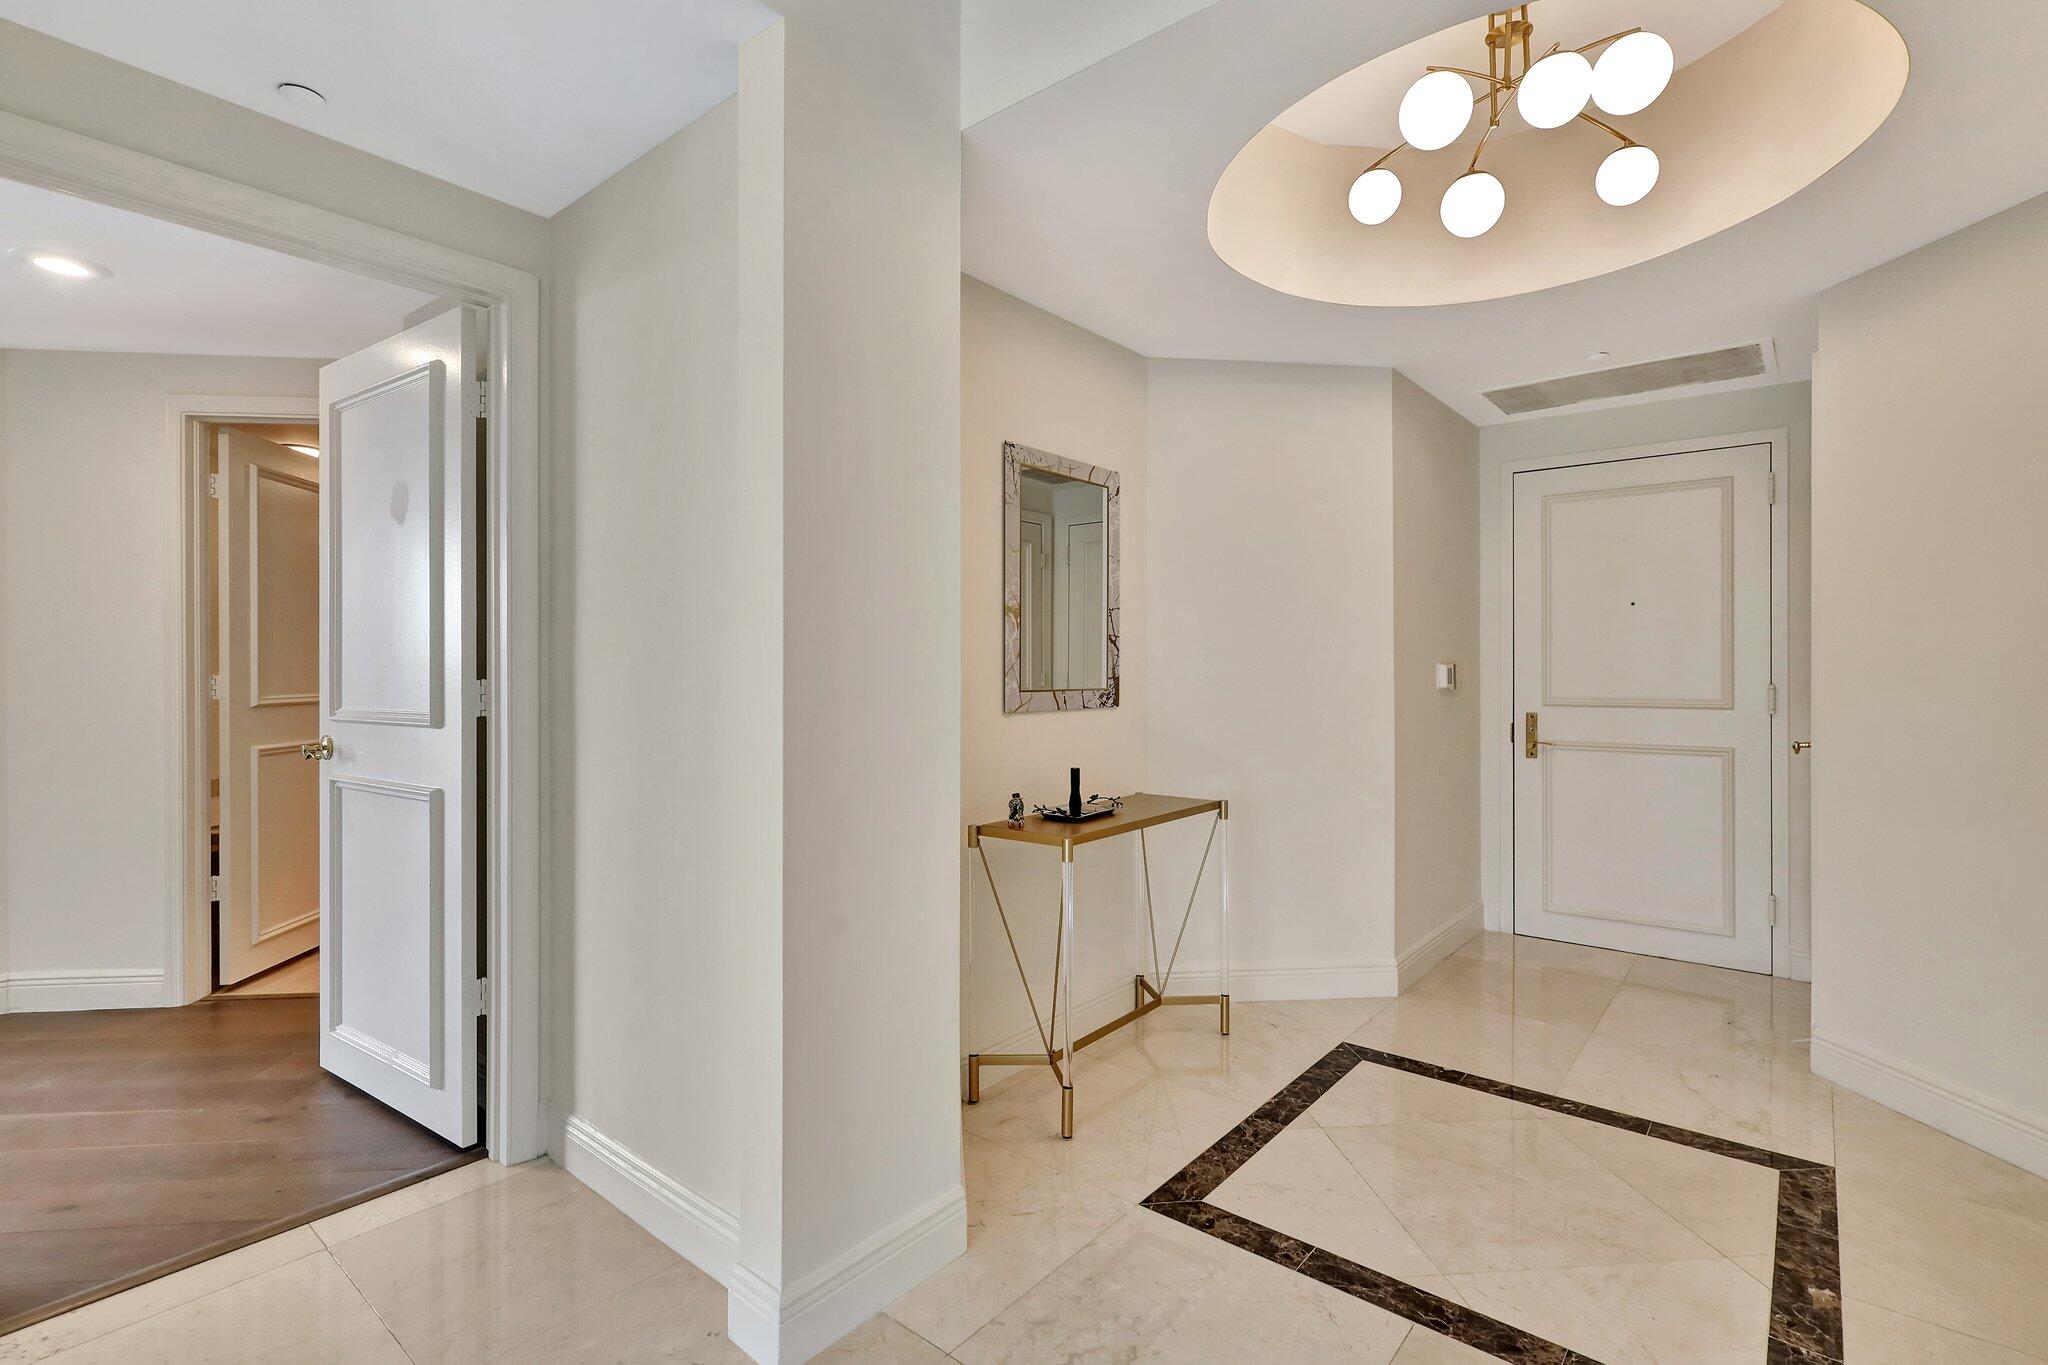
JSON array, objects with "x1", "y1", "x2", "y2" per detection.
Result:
[
  {"x1": 8, "y1": 246, "x2": 112, "y2": 280},
  {"x1": 1207, "y1": 0, "x2": 1908, "y2": 307}
]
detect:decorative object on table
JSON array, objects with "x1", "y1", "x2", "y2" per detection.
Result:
[
  {"x1": 1004, "y1": 442, "x2": 1120, "y2": 714},
  {"x1": 1032, "y1": 794, "x2": 1124, "y2": 823},
  {"x1": 1069, "y1": 767, "x2": 1082, "y2": 816},
  {"x1": 1007, "y1": 792, "x2": 1025, "y2": 828}
]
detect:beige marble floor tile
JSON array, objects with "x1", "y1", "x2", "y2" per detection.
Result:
[
  {"x1": 1843, "y1": 1297, "x2": 2044, "y2": 1364},
  {"x1": 488, "y1": 1260, "x2": 741, "y2": 1363},
  {"x1": 1837, "y1": 1168, "x2": 2048, "y2": 1358},
  {"x1": 1303, "y1": 1056, "x2": 1527, "y2": 1128},
  {"x1": 1207, "y1": 1126, "x2": 1439, "y2": 1278},
  {"x1": 1558, "y1": 1031, "x2": 1835, "y2": 1163},
  {"x1": 328, "y1": 1165, "x2": 680, "y2": 1363},
  {"x1": 1388, "y1": 1325, "x2": 1499, "y2": 1362},
  {"x1": 1399, "y1": 956, "x2": 1624, "y2": 1035},
  {"x1": 1453, "y1": 931, "x2": 1637, "y2": 981},
  {"x1": 312, "y1": 1154, "x2": 528, "y2": 1246},
  {"x1": 1345, "y1": 995, "x2": 1593, "y2": 1091},
  {"x1": 1833, "y1": 1090, "x2": 2048, "y2": 1221},
  {"x1": 0, "y1": 1227, "x2": 325, "y2": 1362},
  {"x1": 1450, "y1": 1257, "x2": 1767, "y2": 1365},
  {"x1": 39, "y1": 1251, "x2": 406, "y2": 1365},
  {"x1": 953, "y1": 1208, "x2": 1411, "y2": 1363},
  {"x1": 1227, "y1": 996, "x2": 1396, "y2": 1040},
  {"x1": 814, "y1": 1315, "x2": 950, "y2": 1361},
  {"x1": 968, "y1": 1060, "x2": 1254, "y2": 1202},
  {"x1": 1321, "y1": 1119, "x2": 1719, "y2": 1275},
  {"x1": 1094, "y1": 1007, "x2": 1341, "y2": 1110},
  {"x1": 1728, "y1": 1253, "x2": 1773, "y2": 1288},
  {"x1": 1541, "y1": 1113, "x2": 1781, "y2": 1257},
  {"x1": 888, "y1": 1134, "x2": 1129, "y2": 1352}
]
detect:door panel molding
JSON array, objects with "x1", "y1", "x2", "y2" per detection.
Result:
[
  {"x1": 326, "y1": 774, "x2": 445, "y2": 1089},
  {"x1": 1540, "y1": 740, "x2": 1736, "y2": 937},
  {"x1": 248, "y1": 740, "x2": 319, "y2": 945},
  {"x1": 248, "y1": 464, "x2": 321, "y2": 708}
]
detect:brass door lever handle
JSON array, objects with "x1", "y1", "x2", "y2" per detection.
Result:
[
  {"x1": 1791, "y1": 740, "x2": 1812, "y2": 754},
  {"x1": 300, "y1": 736, "x2": 335, "y2": 761}
]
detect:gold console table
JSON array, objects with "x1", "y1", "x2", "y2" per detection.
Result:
[{"x1": 966, "y1": 793, "x2": 1230, "y2": 1138}]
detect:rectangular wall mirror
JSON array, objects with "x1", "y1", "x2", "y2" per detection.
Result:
[{"x1": 1005, "y1": 441, "x2": 1119, "y2": 712}]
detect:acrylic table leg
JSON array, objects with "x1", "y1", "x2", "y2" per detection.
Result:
[
  {"x1": 1218, "y1": 808, "x2": 1231, "y2": 1036},
  {"x1": 1060, "y1": 844, "x2": 1077, "y2": 1138}
]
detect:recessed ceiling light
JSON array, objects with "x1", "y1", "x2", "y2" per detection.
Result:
[
  {"x1": 283, "y1": 444, "x2": 320, "y2": 458},
  {"x1": 1585, "y1": 350, "x2": 1612, "y2": 362},
  {"x1": 276, "y1": 82, "x2": 326, "y2": 109},
  {"x1": 9, "y1": 247, "x2": 111, "y2": 280}
]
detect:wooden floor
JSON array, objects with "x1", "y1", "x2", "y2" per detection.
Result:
[{"x1": 0, "y1": 995, "x2": 476, "y2": 1336}]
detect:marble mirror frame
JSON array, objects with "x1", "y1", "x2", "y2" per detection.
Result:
[{"x1": 1004, "y1": 441, "x2": 1119, "y2": 714}]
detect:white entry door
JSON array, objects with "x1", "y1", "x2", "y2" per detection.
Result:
[
  {"x1": 216, "y1": 429, "x2": 321, "y2": 984},
  {"x1": 1513, "y1": 444, "x2": 1775, "y2": 973},
  {"x1": 315, "y1": 306, "x2": 485, "y2": 1144}
]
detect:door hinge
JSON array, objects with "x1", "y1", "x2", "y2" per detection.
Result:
[
  {"x1": 470, "y1": 678, "x2": 491, "y2": 718},
  {"x1": 1767, "y1": 472, "x2": 1778, "y2": 504},
  {"x1": 209, "y1": 874, "x2": 221, "y2": 901},
  {"x1": 468, "y1": 378, "x2": 489, "y2": 419},
  {"x1": 207, "y1": 674, "x2": 221, "y2": 700},
  {"x1": 1767, "y1": 682, "x2": 1777, "y2": 715},
  {"x1": 207, "y1": 472, "x2": 221, "y2": 500},
  {"x1": 464, "y1": 977, "x2": 490, "y2": 1016},
  {"x1": 1768, "y1": 893, "x2": 1779, "y2": 927}
]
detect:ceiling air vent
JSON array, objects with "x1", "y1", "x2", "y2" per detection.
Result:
[{"x1": 1482, "y1": 341, "x2": 1775, "y2": 417}]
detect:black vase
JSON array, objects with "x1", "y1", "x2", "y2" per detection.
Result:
[{"x1": 1069, "y1": 768, "x2": 1083, "y2": 817}]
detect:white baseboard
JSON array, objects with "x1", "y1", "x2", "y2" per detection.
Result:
[
  {"x1": 0, "y1": 969, "x2": 166, "y2": 1013},
  {"x1": 1396, "y1": 904, "x2": 1484, "y2": 991},
  {"x1": 1784, "y1": 946, "x2": 1812, "y2": 982},
  {"x1": 1811, "y1": 1031, "x2": 2048, "y2": 1180},
  {"x1": 555, "y1": 1109, "x2": 741, "y2": 1284},
  {"x1": 1156, "y1": 960, "x2": 1400, "y2": 1001},
  {"x1": 728, "y1": 1183, "x2": 965, "y2": 1364}
]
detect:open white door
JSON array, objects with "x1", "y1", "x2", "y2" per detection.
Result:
[
  {"x1": 315, "y1": 306, "x2": 484, "y2": 1144},
  {"x1": 216, "y1": 429, "x2": 321, "y2": 984}
]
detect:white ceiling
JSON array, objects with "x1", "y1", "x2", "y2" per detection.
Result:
[
  {"x1": 0, "y1": 0, "x2": 778, "y2": 216},
  {"x1": 0, "y1": 177, "x2": 433, "y2": 357},
  {"x1": 964, "y1": 0, "x2": 2048, "y2": 425}
]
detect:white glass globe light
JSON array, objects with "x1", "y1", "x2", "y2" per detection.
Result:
[
  {"x1": 1595, "y1": 144, "x2": 1660, "y2": 206},
  {"x1": 1591, "y1": 32, "x2": 1674, "y2": 116},
  {"x1": 1440, "y1": 171, "x2": 1506, "y2": 238},
  {"x1": 1515, "y1": 50, "x2": 1592, "y2": 129},
  {"x1": 1348, "y1": 167, "x2": 1403, "y2": 225},
  {"x1": 1398, "y1": 70, "x2": 1474, "y2": 151}
]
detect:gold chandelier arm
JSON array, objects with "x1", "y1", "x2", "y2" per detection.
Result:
[
  {"x1": 1576, "y1": 108, "x2": 1636, "y2": 145},
  {"x1": 1574, "y1": 26, "x2": 1642, "y2": 55},
  {"x1": 1426, "y1": 63, "x2": 1509, "y2": 89},
  {"x1": 1364, "y1": 141, "x2": 1409, "y2": 172},
  {"x1": 1467, "y1": 115, "x2": 1501, "y2": 173}
]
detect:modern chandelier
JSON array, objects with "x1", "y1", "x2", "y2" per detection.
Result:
[{"x1": 1348, "y1": 5, "x2": 1674, "y2": 238}]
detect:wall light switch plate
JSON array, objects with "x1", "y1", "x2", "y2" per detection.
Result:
[{"x1": 1436, "y1": 662, "x2": 1459, "y2": 692}]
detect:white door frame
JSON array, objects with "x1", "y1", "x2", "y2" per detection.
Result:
[
  {"x1": 0, "y1": 109, "x2": 545, "y2": 1162},
  {"x1": 1496, "y1": 429, "x2": 1795, "y2": 978}
]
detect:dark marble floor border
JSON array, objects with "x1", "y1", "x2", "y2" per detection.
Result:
[{"x1": 1140, "y1": 1041, "x2": 1844, "y2": 1364}]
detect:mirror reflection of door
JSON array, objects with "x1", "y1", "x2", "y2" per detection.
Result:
[
  {"x1": 1017, "y1": 465, "x2": 1107, "y2": 691},
  {"x1": 1019, "y1": 510, "x2": 1052, "y2": 688}
]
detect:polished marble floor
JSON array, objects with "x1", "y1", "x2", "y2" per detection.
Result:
[{"x1": 7, "y1": 932, "x2": 2044, "y2": 1362}]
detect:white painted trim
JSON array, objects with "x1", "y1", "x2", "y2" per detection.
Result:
[
  {"x1": 1812, "y1": 1031, "x2": 2048, "y2": 1180},
  {"x1": 1396, "y1": 904, "x2": 1484, "y2": 991},
  {"x1": 2, "y1": 970, "x2": 167, "y2": 1013},
  {"x1": 1785, "y1": 947, "x2": 1812, "y2": 983},
  {"x1": 727, "y1": 1184, "x2": 967, "y2": 1364},
  {"x1": 1494, "y1": 429, "x2": 1798, "y2": 977},
  {"x1": 0, "y1": 106, "x2": 545, "y2": 1164},
  {"x1": 556, "y1": 1110, "x2": 742, "y2": 1283}
]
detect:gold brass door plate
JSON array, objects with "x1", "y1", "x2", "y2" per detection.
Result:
[{"x1": 1524, "y1": 711, "x2": 1539, "y2": 759}]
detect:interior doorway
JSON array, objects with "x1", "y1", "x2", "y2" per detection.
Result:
[{"x1": 1507, "y1": 440, "x2": 1786, "y2": 973}]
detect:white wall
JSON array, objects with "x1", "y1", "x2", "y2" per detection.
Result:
[
  {"x1": 0, "y1": 349, "x2": 320, "y2": 1011},
  {"x1": 546, "y1": 97, "x2": 759, "y2": 1238},
  {"x1": 1145, "y1": 360, "x2": 1402, "y2": 993},
  {"x1": 960, "y1": 277, "x2": 1148, "y2": 1059},
  {"x1": 733, "y1": 7, "x2": 965, "y2": 1359},
  {"x1": 1809, "y1": 192, "x2": 2048, "y2": 1177},
  {"x1": 1391, "y1": 375, "x2": 1481, "y2": 965},
  {"x1": 1476, "y1": 382, "x2": 1814, "y2": 973}
]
